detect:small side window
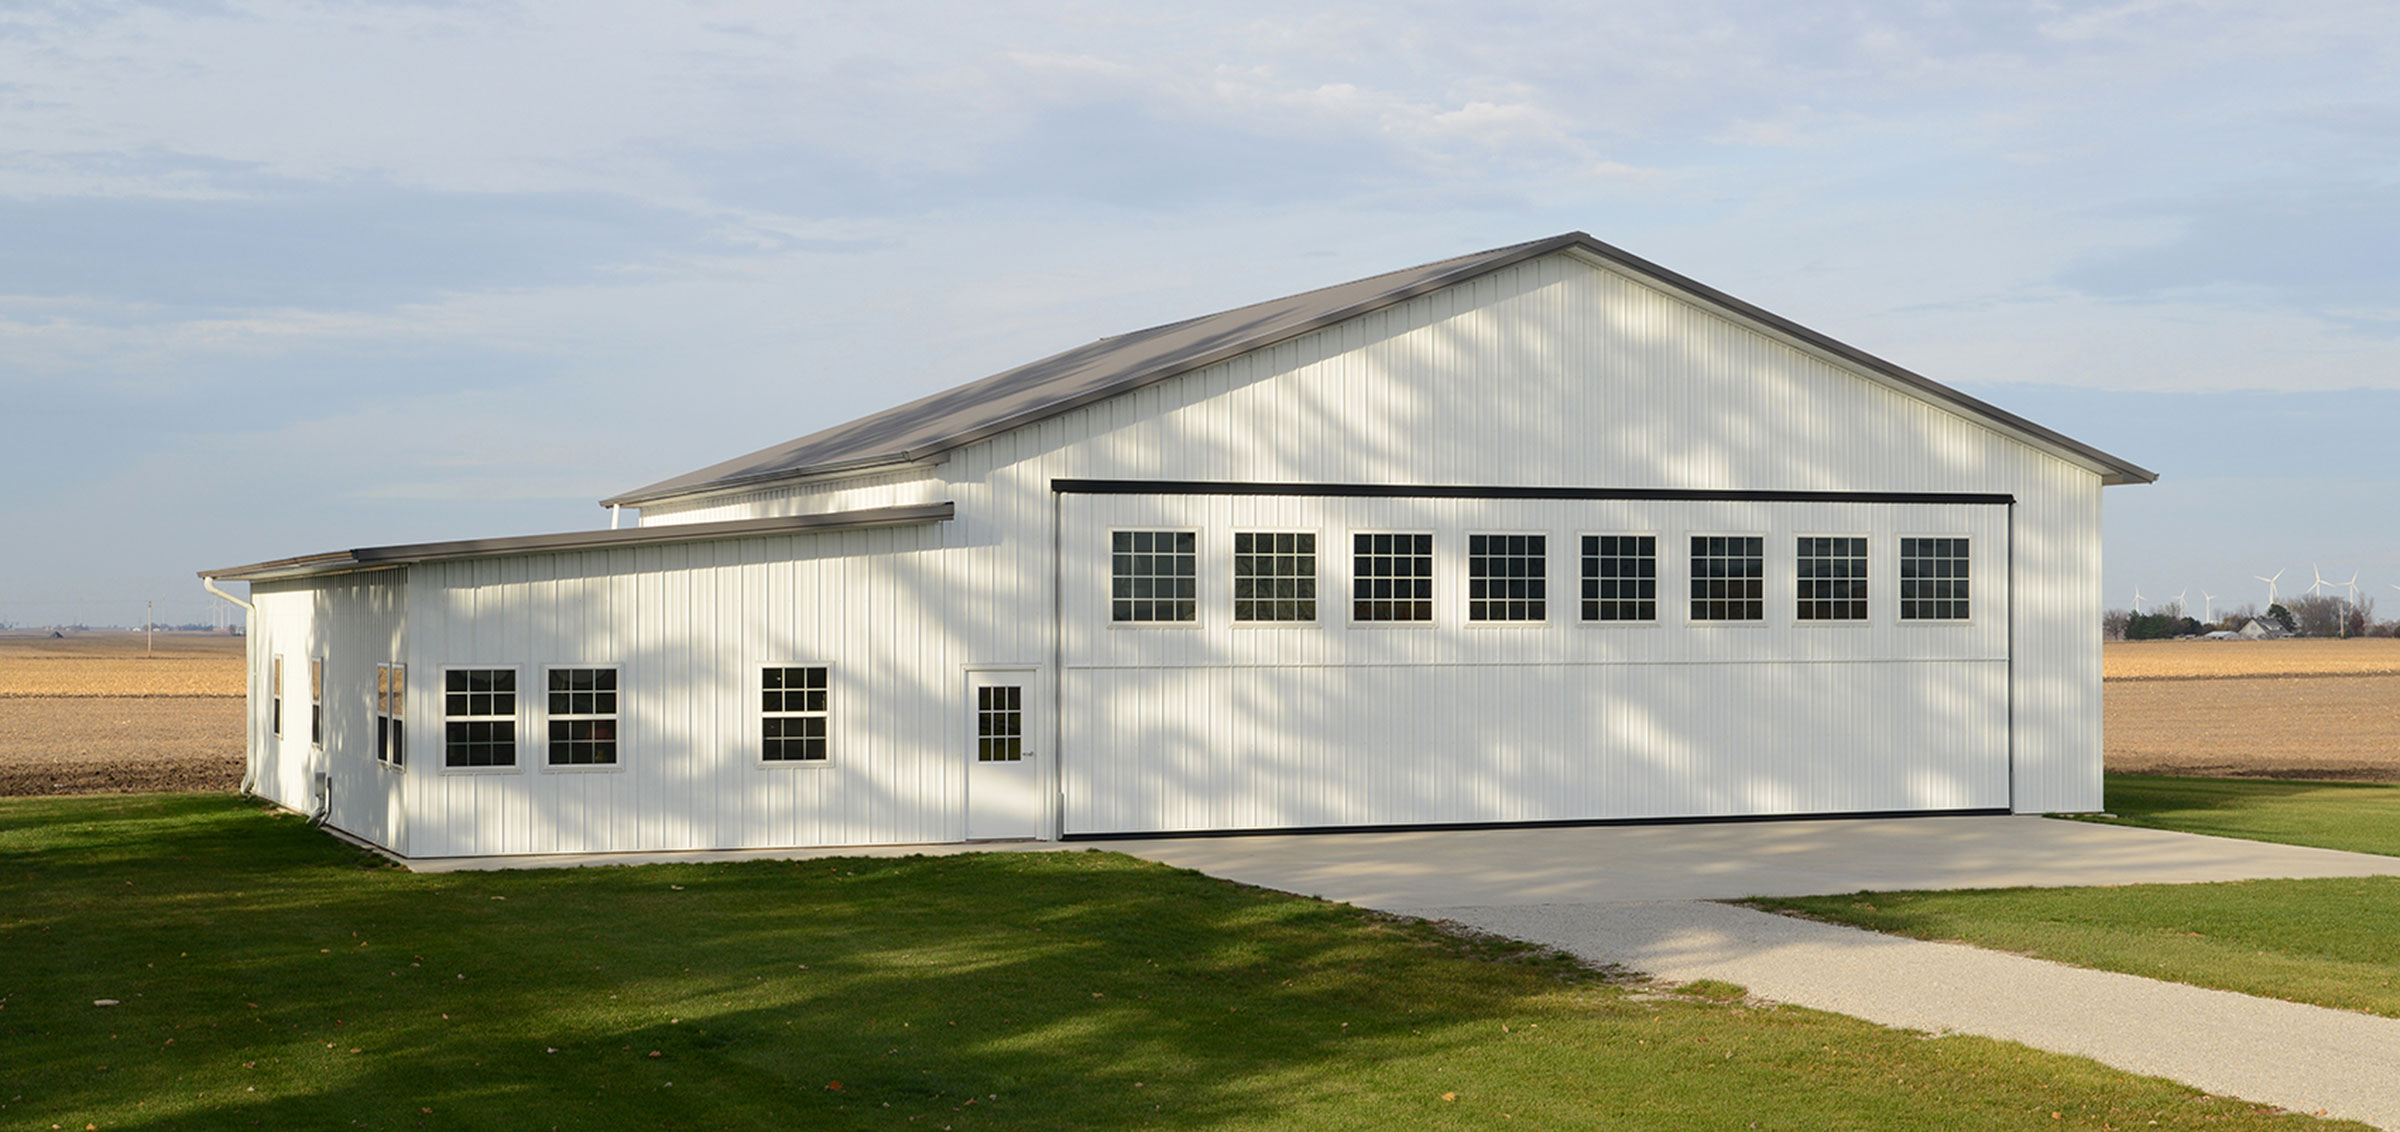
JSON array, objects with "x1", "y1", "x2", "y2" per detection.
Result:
[
  {"x1": 443, "y1": 668, "x2": 518, "y2": 768},
  {"x1": 762, "y1": 666, "x2": 829, "y2": 762},
  {"x1": 271, "y1": 655, "x2": 284, "y2": 739},
  {"x1": 376, "y1": 664, "x2": 406, "y2": 767},
  {"x1": 546, "y1": 668, "x2": 620, "y2": 766},
  {"x1": 309, "y1": 658, "x2": 325, "y2": 746}
]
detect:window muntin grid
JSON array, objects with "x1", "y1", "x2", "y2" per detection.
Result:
[
  {"x1": 546, "y1": 667, "x2": 619, "y2": 766},
  {"x1": 1467, "y1": 533, "x2": 1547, "y2": 622},
  {"x1": 444, "y1": 668, "x2": 517, "y2": 768},
  {"x1": 375, "y1": 663, "x2": 406, "y2": 767},
  {"x1": 1689, "y1": 535, "x2": 1765, "y2": 622},
  {"x1": 976, "y1": 684, "x2": 1024, "y2": 762},
  {"x1": 1233, "y1": 531, "x2": 1317, "y2": 622},
  {"x1": 762, "y1": 666, "x2": 829, "y2": 762},
  {"x1": 1899, "y1": 537, "x2": 1972, "y2": 621},
  {"x1": 1111, "y1": 530, "x2": 1198, "y2": 623},
  {"x1": 1797, "y1": 536, "x2": 1869, "y2": 622},
  {"x1": 1581, "y1": 535, "x2": 1657, "y2": 622},
  {"x1": 1352, "y1": 533, "x2": 1434, "y2": 622},
  {"x1": 309, "y1": 657, "x2": 324, "y2": 746}
]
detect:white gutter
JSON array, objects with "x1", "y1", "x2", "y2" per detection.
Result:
[{"x1": 203, "y1": 576, "x2": 253, "y2": 612}]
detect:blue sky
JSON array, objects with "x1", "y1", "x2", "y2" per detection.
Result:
[{"x1": 4, "y1": 1, "x2": 2397, "y2": 626}]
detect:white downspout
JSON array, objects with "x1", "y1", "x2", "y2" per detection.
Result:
[{"x1": 201, "y1": 577, "x2": 261, "y2": 795}]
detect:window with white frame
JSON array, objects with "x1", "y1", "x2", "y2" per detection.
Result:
[
  {"x1": 271, "y1": 655, "x2": 284, "y2": 738},
  {"x1": 1468, "y1": 534, "x2": 1546, "y2": 621},
  {"x1": 443, "y1": 668, "x2": 517, "y2": 768},
  {"x1": 375, "y1": 663, "x2": 406, "y2": 767},
  {"x1": 309, "y1": 657, "x2": 325, "y2": 746},
  {"x1": 1689, "y1": 536, "x2": 1764, "y2": 622},
  {"x1": 1581, "y1": 535, "x2": 1656, "y2": 622},
  {"x1": 761, "y1": 666, "x2": 829, "y2": 762},
  {"x1": 1352, "y1": 533, "x2": 1433, "y2": 622},
  {"x1": 546, "y1": 667, "x2": 619, "y2": 766},
  {"x1": 1111, "y1": 530, "x2": 1197, "y2": 623},
  {"x1": 1796, "y1": 537, "x2": 1869, "y2": 621},
  {"x1": 1233, "y1": 532, "x2": 1317, "y2": 622},
  {"x1": 1899, "y1": 537, "x2": 1971, "y2": 621}
]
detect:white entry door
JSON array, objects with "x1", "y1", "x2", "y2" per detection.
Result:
[{"x1": 965, "y1": 668, "x2": 1043, "y2": 840}]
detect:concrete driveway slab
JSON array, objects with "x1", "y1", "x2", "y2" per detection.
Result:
[{"x1": 1105, "y1": 814, "x2": 2400, "y2": 905}]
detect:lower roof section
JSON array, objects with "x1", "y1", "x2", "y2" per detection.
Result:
[{"x1": 198, "y1": 502, "x2": 955, "y2": 584}]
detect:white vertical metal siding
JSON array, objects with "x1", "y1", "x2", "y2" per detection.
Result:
[
  {"x1": 247, "y1": 573, "x2": 407, "y2": 850},
  {"x1": 341, "y1": 246, "x2": 2108, "y2": 857}
]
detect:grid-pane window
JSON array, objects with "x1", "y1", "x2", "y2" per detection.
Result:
[
  {"x1": 1353, "y1": 533, "x2": 1433, "y2": 622},
  {"x1": 1233, "y1": 532, "x2": 1317, "y2": 622},
  {"x1": 271, "y1": 656, "x2": 284, "y2": 738},
  {"x1": 1111, "y1": 530, "x2": 1197, "y2": 623},
  {"x1": 547, "y1": 668, "x2": 619, "y2": 766},
  {"x1": 762, "y1": 666, "x2": 829, "y2": 762},
  {"x1": 309, "y1": 658, "x2": 324, "y2": 745},
  {"x1": 976, "y1": 684, "x2": 1024, "y2": 762},
  {"x1": 1468, "y1": 534, "x2": 1547, "y2": 622},
  {"x1": 1581, "y1": 535, "x2": 1656, "y2": 622},
  {"x1": 1797, "y1": 537, "x2": 1869, "y2": 622},
  {"x1": 376, "y1": 663, "x2": 406, "y2": 767},
  {"x1": 1900, "y1": 537, "x2": 1972, "y2": 621},
  {"x1": 444, "y1": 668, "x2": 517, "y2": 768},
  {"x1": 1689, "y1": 536, "x2": 1765, "y2": 622}
]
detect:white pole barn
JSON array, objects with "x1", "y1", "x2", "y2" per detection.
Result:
[{"x1": 203, "y1": 233, "x2": 2153, "y2": 860}]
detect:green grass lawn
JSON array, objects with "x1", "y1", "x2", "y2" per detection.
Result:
[
  {"x1": 1, "y1": 795, "x2": 2364, "y2": 1131},
  {"x1": 1757, "y1": 775, "x2": 2400, "y2": 1021},
  {"x1": 1756, "y1": 877, "x2": 2400, "y2": 1018},
  {"x1": 2066, "y1": 775, "x2": 2400, "y2": 858}
]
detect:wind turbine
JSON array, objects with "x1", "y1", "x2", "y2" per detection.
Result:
[
  {"x1": 2171, "y1": 589, "x2": 2189, "y2": 617},
  {"x1": 2257, "y1": 570, "x2": 2285, "y2": 609},
  {"x1": 2309, "y1": 565, "x2": 2332, "y2": 598},
  {"x1": 2200, "y1": 590, "x2": 2216, "y2": 621},
  {"x1": 2131, "y1": 587, "x2": 2145, "y2": 614}
]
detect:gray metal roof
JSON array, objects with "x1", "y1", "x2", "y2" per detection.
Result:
[
  {"x1": 605, "y1": 232, "x2": 2154, "y2": 507},
  {"x1": 199, "y1": 503, "x2": 953, "y2": 583}
]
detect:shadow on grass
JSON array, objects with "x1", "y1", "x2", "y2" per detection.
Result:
[{"x1": 0, "y1": 794, "x2": 1598, "y2": 1130}]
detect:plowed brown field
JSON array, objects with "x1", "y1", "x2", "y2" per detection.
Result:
[
  {"x1": 2105, "y1": 639, "x2": 2400, "y2": 782},
  {"x1": 0, "y1": 632, "x2": 246, "y2": 795}
]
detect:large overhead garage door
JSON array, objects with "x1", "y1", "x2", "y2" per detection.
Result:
[{"x1": 1054, "y1": 483, "x2": 2012, "y2": 838}]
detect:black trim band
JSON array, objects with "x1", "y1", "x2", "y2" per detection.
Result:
[
  {"x1": 1051, "y1": 479, "x2": 2013, "y2": 505},
  {"x1": 1065, "y1": 806, "x2": 2014, "y2": 842}
]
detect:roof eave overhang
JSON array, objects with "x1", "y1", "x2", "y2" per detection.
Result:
[{"x1": 199, "y1": 503, "x2": 956, "y2": 584}]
